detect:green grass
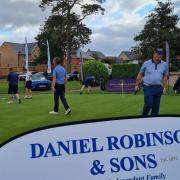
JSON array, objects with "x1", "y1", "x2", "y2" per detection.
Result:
[
  {"x1": 0, "y1": 79, "x2": 82, "y2": 94},
  {"x1": 0, "y1": 80, "x2": 179, "y2": 144}
]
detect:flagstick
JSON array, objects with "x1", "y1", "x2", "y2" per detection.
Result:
[{"x1": 121, "y1": 80, "x2": 124, "y2": 97}]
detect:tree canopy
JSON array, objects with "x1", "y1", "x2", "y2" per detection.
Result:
[
  {"x1": 36, "y1": 0, "x2": 105, "y2": 71},
  {"x1": 134, "y1": 0, "x2": 180, "y2": 60}
]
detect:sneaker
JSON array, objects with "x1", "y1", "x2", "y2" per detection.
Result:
[
  {"x1": 7, "y1": 101, "x2": 14, "y2": 104},
  {"x1": 65, "y1": 108, "x2": 71, "y2": 115},
  {"x1": 24, "y1": 95, "x2": 28, "y2": 99},
  {"x1": 49, "y1": 111, "x2": 58, "y2": 115},
  {"x1": 24, "y1": 95, "x2": 32, "y2": 99}
]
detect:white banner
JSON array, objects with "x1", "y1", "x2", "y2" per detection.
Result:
[
  {"x1": 25, "y1": 37, "x2": 29, "y2": 70},
  {"x1": 0, "y1": 117, "x2": 180, "y2": 180}
]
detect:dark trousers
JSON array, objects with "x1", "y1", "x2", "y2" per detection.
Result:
[
  {"x1": 142, "y1": 85, "x2": 163, "y2": 117},
  {"x1": 54, "y1": 84, "x2": 69, "y2": 112}
]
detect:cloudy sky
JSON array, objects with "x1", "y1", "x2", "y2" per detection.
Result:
[{"x1": 0, "y1": 0, "x2": 180, "y2": 56}]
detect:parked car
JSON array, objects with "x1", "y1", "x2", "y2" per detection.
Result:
[
  {"x1": 43, "y1": 72, "x2": 53, "y2": 81},
  {"x1": 67, "y1": 71, "x2": 79, "y2": 81},
  {"x1": 31, "y1": 71, "x2": 39, "y2": 75},
  {"x1": 31, "y1": 73, "x2": 51, "y2": 90}
]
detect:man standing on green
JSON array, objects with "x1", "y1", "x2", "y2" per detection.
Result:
[
  {"x1": 49, "y1": 57, "x2": 71, "y2": 115},
  {"x1": 135, "y1": 48, "x2": 168, "y2": 116}
]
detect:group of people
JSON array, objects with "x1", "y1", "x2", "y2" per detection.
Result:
[
  {"x1": 7, "y1": 68, "x2": 32, "y2": 104},
  {"x1": 50, "y1": 48, "x2": 169, "y2": 117},
  {"x1": 6, "y1": 48, "x2": 179, "y2": 117},
  {"x1": 6, "y1": 57, "x2": 96, "y2": 116}
]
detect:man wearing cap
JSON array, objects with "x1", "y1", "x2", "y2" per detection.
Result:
[{"x1": 135, "y1": 48, "x2": 168, "y2": 116}]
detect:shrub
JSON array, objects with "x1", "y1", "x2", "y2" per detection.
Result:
[
  {"x1": 170, "y1": 66, "x2": 179, "y2": 72},
  {"x1": 112, "y1": 64, "x2": 139, "y2": 78},
  {"x1": 83, "y1": 60, "x2": 109, "y2": 83}
]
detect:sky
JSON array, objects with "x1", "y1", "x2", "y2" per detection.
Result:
[{"x1": 0, "y1": 0, "x2": 180, "y2": 56}]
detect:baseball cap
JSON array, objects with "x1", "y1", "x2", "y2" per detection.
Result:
[{"x1": 154, "y1": 48, "x2": 163, "y2": 55}]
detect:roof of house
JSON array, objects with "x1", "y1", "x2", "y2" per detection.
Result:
[
  {"x1": 119, "y1": 51, "x2": 137, "y2": 60},
  {"x1": 4, "y1": 42, "x2": 38, "y2": 54},
  {"x1": 86, "y1": 49, "x2": 106, "y2": 59},
  {"x1": 71, "y1": 49, "x2": 94, "y2": 60}
]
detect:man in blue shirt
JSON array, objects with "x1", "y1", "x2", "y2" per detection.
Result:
[
  {"x1": 49, "y1": 57, "x2": 71, "y2": 115},
  {"x1": 80, "y1": 76, "x2": 95, "y2": 95},
  {"x1": 135, "y1": 48, "x2": 168, "y2": 116},
  {"x1": 7, "y1": 68, "x2": 21, "y2": 104}
]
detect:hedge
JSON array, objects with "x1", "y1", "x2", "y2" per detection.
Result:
[{"x1": 112, "y1": 64, "x2": 139, "y2": 78}]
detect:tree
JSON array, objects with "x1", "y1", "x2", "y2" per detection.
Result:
[
  {"x1": 134, "y1": 0, "x2": 180, "y2": 60},
  {"x1": 37, "y1": 0, "x2": 105, "y2": 72},
  {"x1": 36, "y1": 14, "x2": 91, "y2": 64}
]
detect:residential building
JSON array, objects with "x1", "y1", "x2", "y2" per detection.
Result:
[
  {"x1": 0, "y1": 41, "x2": 39, "y2": 67},
  {"x1": 105, "y1": 56, "x2": 119, "y2": 63},
  {"x1": 86, "y1": 49, "x2": 106, "y2": 60},
  {"x1": 118, "y1": 51, "x2": 139, "y2": 64},
  {"x1": 65, "y1": 49, "x2": 94, "y2": 72}
]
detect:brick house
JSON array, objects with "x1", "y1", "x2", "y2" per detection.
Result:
[
  {"x1": 0, "y1": 42, "x2": 94, "y2": 75},
  {"x1": 65, "y1": 49, "x2": 94, "y2": 72},
  {"x1": 118, "y1": 51, "x2": 139, "y2": 64},
  {"x1": 0, "y1": 41, "x2": 39, "y2": 67},
  {"x1": 105, "y1": 56, "x2": 119, "y2": 63},
  {"x1": 86, "y1": 49, "x2": 106, "y2": 60}
]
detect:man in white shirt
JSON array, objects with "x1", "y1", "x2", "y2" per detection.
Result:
[{"x1": 24, "y1": 68, "x2": 32, "y2": 99}]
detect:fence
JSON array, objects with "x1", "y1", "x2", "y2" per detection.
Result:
[{"x1": 0, "y1": 65, "x2": 47, "y2": 77}]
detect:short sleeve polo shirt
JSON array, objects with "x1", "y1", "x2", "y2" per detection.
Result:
[
  {"x1": 53, "y1": 65, "x2": 66, "y2": 84},
  {"x1": 140, "y1": 59, "x2": 168, "y2": 86}
]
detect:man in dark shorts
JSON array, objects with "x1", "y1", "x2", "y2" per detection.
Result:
[
  {"x1": 7, "y1": 68, "x2": 21, "y2": 104},
  {"x1": 80, "y1": 76, "x2": 95, "y2": 94},
  {"x1": 24, "y1": 68, "x2": 32, "y2": 99}
]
